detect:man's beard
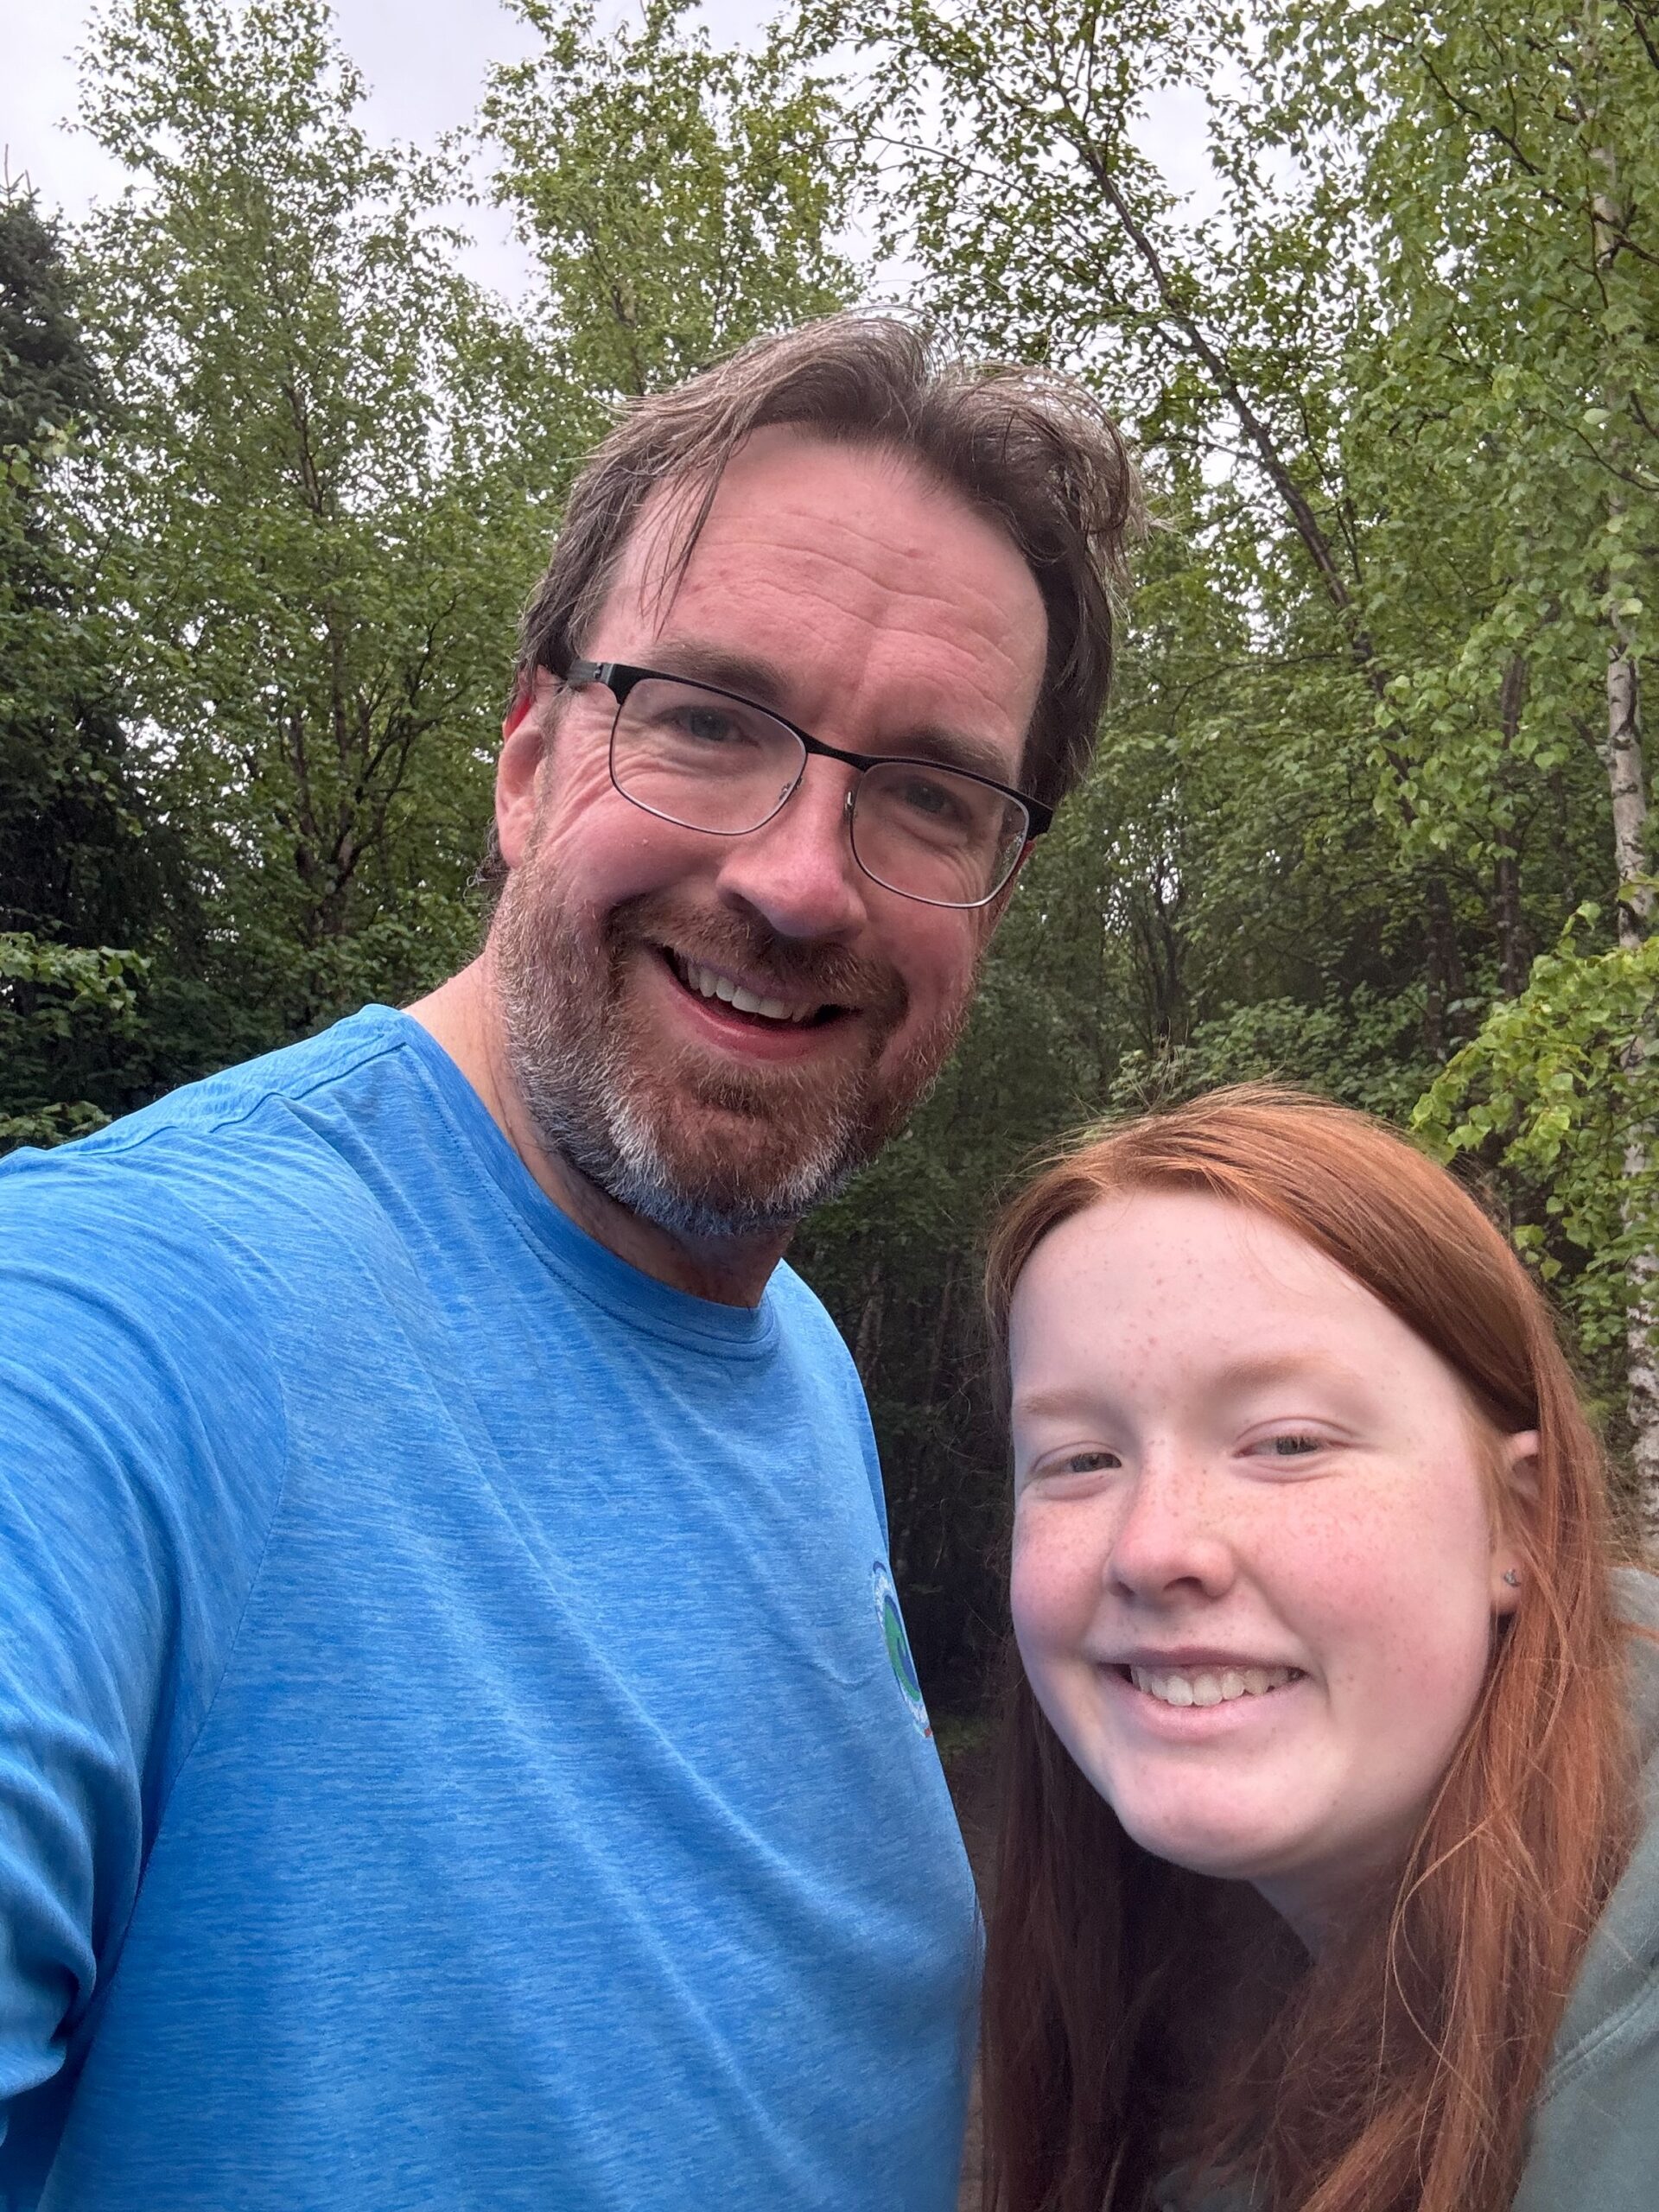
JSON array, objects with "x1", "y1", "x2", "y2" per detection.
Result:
[{"x1": 489, "y1": 855, "x2": 973, "y2": 1242}]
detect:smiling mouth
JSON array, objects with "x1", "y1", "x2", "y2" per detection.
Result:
[
  {"x1": 1121, "y1": 1664, "x2": 1305, "y2": 1708},
  {"x1": 662, "y1": 948, "x2": 848, "y2": 1028}
]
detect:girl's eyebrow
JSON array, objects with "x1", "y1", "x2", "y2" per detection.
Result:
[
  {"x1": 1011, "y1": 1385, "x2": 1111, "y2": 1424},
  {"x1": 1207, "y1": 1350, "x2": 1370, "y2": 1397},
  {"x1": 1012, "y1": 1351, "x2": 1369, "y2": 1426}
]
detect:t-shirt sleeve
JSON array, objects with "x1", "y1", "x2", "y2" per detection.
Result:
[
  {"x1": 0, "y1": 1158, "x2": 286, "y2": 2130},
  {"x1": 773, "y1": 1262, "x2": 891, "y2": 1543}
]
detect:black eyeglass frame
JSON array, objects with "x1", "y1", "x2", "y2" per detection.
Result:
[{"x1": 563, "y1": 658, "x2": 1053, "y2": 910}]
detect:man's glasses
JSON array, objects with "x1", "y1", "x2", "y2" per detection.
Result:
[{"x1": 563, "y1": 660, "x2": 1052, "y2": 910}]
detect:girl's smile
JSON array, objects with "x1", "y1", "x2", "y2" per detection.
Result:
[{"x1": 1007, "y1": 1185, "x2": 1529, "y2": 1947}]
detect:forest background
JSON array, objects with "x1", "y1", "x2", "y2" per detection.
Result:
[{"x1": 4, "y1": 0, "x2": 1656, "y2": 1715}]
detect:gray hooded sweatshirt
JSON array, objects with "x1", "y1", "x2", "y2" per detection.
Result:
[
  {"x1": 1510, "y1": 1567, "x2": 1659, "y2": 2211},
  {"x1": 1164, "y1": 1567, "x2": 1659, "y2": 2212}
]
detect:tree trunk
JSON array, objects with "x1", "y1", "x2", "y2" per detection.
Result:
[
  {"x1": 854, "y1": 1259, "x2": 886, "y2": 1383},
  {"x1": 1624, "y1": 1117, "x2": 1659, "y2": 1543},
  {"x1": 1496, "y1": 655, "x2": 1529, "y2": 997},
  {"x1": 923, "y1": 1253, "x2": 958, "y2": 1414},
  {"x1": 1423, "y1": 874, "x2": 1470, "y2": 1061},
  {"x1": 1606, "y1": 632, "x2": 1651, "y2": 947},
  {"x1": 1592, "y1": 133, "x2": 1659, "y2": 1529},
  {"x1": 1608, "y1": 626, "x2": 1659, "y2": 1534}
]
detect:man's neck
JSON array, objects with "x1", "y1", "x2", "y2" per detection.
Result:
[{"x1": 407, "y1": 961, "x2": 790, "y2": 1308}]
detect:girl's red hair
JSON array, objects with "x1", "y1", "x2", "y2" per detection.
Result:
[{"x1": 980, "y1": 1084, "x2": 1637, "y2": 2212}]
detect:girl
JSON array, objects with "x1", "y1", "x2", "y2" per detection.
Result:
[{"x1": 981, "y1": 1084, "x2": 1658, "y2": 2212}]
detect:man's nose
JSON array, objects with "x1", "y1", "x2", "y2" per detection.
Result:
[
  {"x1": 712, "y1": 760, "x2": 870, "y2": 942},
  {"x1": 1105, "y1": 1460, "x2": 1236, "y2": 1605}
]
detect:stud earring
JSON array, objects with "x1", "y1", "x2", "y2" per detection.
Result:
[{"x1": 1502, "y1": 1567, "x2": 1522, "y2": 1589}]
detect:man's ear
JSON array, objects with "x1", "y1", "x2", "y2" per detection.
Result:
[
  {"x1": 1491, "y1": 1428, "x2": 1540, "y2": 1615},
  {"x1": 496, "y1": 669, "x2": 560, "y2": 870}
]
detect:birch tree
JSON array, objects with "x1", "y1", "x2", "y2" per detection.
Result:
[{"x1": 1299, "y1": 0, "x2": 1659, "y2": 1510}]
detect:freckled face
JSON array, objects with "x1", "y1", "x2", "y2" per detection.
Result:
[{"x1": 1008, "y1": 1191, "x2": 1524, "y2": 1941}]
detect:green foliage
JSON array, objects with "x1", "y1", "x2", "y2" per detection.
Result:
[
  {"x1": 9, "y1": 0, "x2": 868, "y2": 1111},
  {"x1": 75, "y1": 0, "x2": 553, "y2": 1046},
  {"x1": 3, "y1": 0, "x2": 867, "y2": 1128},
  {"x1": 0, "y1": 933, "x2": 149, "y2": 1148},
  {"x1": 484, "y1": 0, "x2": 859, "y2": 407},
  {"x1": 1110, "y1": 988, "x2": 1433, "y2": 1124},
  {"x1": 0, "y1": 186, "x2": 170, "y2": 1141},
  {"x1": 8, "y1": 0, "x2": 1656, "y2": 1690},
  {"x1": 0, "y1": 195, "x2": 102, "y2": 454},
  {"x1": 784, "y1": 0, "x2": 1659, "y2": 1668},
  {"x1": 1416, "y1": 905, "x2": 1659, "y2": 1380}
]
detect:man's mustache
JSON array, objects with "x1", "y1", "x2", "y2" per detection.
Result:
[{"x1": 608, "y1": 893, "x2": 910, "y2": 1021}]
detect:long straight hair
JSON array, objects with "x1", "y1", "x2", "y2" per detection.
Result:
[{"x1": 980, "y1": 1085, "x2": 1638, "y2": 2212}]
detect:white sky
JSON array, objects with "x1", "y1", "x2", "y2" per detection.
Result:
[
  {"x1": 1, "y1": 0, "x2": 1213, "y2": 305},
  {"x1": 2, "y1": 0, "x2": 783, "y2": 299}
]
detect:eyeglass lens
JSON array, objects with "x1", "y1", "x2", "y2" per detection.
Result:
[{"x1": 607, "y1": 676, "x2": 1028, "y2": 907}]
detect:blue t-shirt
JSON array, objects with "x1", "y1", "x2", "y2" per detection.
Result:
[{"x1": 0, "y1": 1007, "x2": 978, "y2": 2211}]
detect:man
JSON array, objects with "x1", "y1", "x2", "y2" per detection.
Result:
[{"x1": 0, "y1": 316, "x2": 1138, "y2": 2209}]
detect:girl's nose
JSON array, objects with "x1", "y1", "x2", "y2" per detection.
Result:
[{"x1": 1105, "y1": 1462, "x2": 1237, "y2": 1605}]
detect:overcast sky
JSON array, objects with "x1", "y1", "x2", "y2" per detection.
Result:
[
  {"x1": 2, "y1": 0, "x2": 786, "y2": 299},
  {"x1": 2, "y1": 0, "x2": 1212, "y2": 305}
]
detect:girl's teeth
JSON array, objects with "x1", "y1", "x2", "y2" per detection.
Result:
[{"x1": 1128, "y1": 1664, "x2": 1300, "y2": 1706}]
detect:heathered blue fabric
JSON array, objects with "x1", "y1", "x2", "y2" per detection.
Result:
[{"x1": 0, "y1": 1006, "x2": 978, "y2": 2212}]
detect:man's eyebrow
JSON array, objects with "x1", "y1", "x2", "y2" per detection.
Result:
[
  {"x1": 891, "y1": 722, "x2": 1022, "y2": 786},
  {"x1": 645, "y1": 636, "x2": 1025, "y2": 789},
  {"x1": 645, "y1": 638, "x2": 794, "y2": 710}
]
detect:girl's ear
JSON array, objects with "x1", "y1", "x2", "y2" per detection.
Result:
[{"x1": 1491, "y1": 1428, "x2": 1540, "y2": 1615}]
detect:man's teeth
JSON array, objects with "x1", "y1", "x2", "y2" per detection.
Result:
[
  {"x1": 676, "y1": 956, "x2": 820, "y2": 1025},
  {"x1": 1128, "y1": 1664, "x2": 1301, "y2": 1707}
]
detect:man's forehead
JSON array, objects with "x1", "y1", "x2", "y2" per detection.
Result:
[
  {"x1": 608, "y1": 425, "x2": 1040, "y2": 636},
  {"x1": 625, "y1": 423, "x2": 912, "y2": 544},
  {"x1": 588, "y1": 427, "x2": 1047, "y2": 765}
]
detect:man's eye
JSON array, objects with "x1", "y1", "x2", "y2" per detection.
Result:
[
  {"x1": 898, "y1": 776, "x2": 957, "y2": 816},
  {"x1": 671, "y1": 708, "x2": 742, "y2": 745},
  {"x1": 862, "y1": 769, "x2": 977, "y2": 836},
  {"x1": 1252, "y1": 1433, "x2": 1325, "y2": 1459}
]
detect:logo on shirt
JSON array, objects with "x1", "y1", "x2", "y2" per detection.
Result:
[{"x1": 871, "y1": 1560, "x2": 932, "y2": 1738}]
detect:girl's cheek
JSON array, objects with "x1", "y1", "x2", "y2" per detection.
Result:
[
  {"x1": 1008, "y1": 1523, "x2": 1053, "y2": 1643},
  {"x1": 1011, "y1": 1513, "x2": 1099, "y2": 1643}
]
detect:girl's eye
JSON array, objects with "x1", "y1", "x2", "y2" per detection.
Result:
[
  {"x1": 1249, "y1": 1433, "x2": 1328, "y2": 1459},
  {"x1": 1038, "y1": 1448, "x2": 1122, "y2": 1479}
]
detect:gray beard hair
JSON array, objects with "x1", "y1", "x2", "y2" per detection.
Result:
[
  {"x1": 491, "y1": 868, "x2": 957, "y2": 1243},
  {"x1": 501, "y1": 982, "x2": 863, "y2": 1239}
]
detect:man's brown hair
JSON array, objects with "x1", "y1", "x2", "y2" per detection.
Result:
[{"x1": 504, "y1": 312, "x2": 1141, "y2": 823}]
